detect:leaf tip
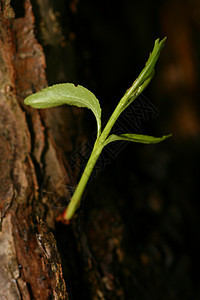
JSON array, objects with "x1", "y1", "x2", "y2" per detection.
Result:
[
  {"x1": 164, "y1": 133, "x2": 172, "y2": 140},
  {"x1": 24, "y1": 94, "x2": 32, "y2": 106}
]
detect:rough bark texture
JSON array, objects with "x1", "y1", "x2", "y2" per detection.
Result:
[{"x1": 0, "y1": 1, "x2": 67, "y2": 298}]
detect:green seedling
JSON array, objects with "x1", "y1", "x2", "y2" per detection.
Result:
[{"x1": 24, "y1": 38, "x2": 171, "y2": 222}]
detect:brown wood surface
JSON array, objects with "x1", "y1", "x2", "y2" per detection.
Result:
[{"x1": 0, "y1": 1, "x2": 67, "y2": 298}]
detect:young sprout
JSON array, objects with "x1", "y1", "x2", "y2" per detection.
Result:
[{"x1": 24, "y1": 38, "x2": 171, "y2": 223}]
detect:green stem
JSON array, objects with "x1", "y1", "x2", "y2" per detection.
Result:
[
  {"x1": 64, "y1": 140, "x2": 104, "y2": 221},
  {"x1": 64, "y1": 95, "x2": 130, "y2": 221}
]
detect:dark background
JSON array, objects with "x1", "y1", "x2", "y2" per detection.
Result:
[{"x1": 33, "y1": 0, "x2": 200, "y2": 298}]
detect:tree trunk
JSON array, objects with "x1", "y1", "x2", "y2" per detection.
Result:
[{"x1": 0, "y1": 1, "x2": 67, "y2": 298}]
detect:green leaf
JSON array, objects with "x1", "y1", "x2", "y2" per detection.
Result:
[
  {"x1": 137, "y1": 37, "x2": 166, "y2": 85},
  {"x1": 122, "y1": 37, "x2": 166, "y2": 111},
  {"x1": 103, "y1": 133, "x2": 172, "y2": 146},
  {"x1": 24, "y1": 83, "x2": 102, "y2": 137}
]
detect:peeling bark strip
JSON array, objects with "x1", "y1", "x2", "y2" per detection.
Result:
[
  {"x1": 0, "y1": 0, "x2": 67, "y2": 298},
  {"x1": 0, "y1": 215, "x2": 21, "y2": 299}
]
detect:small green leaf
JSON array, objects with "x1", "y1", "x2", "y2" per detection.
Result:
[
  {"x1": 137, "y1": 37, "x2": 166, "y2": 85},
  {"x1": 24, "y1": 83, "x2": 102, "y2": 137},
  {"x1": 104, "y1": 133, "x2": 172, "y2": 146},
  {"x1": 122, "y1": 37, "x2": 166, "y2": 111}
]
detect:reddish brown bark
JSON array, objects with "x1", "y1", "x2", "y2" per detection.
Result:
[{"x1": 0, "y1": 1, "x2": 67, "y2": 298}]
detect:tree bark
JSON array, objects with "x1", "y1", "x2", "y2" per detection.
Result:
[{"x1": 0, "y1": 1, "x2": 67, "y2": 298}]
